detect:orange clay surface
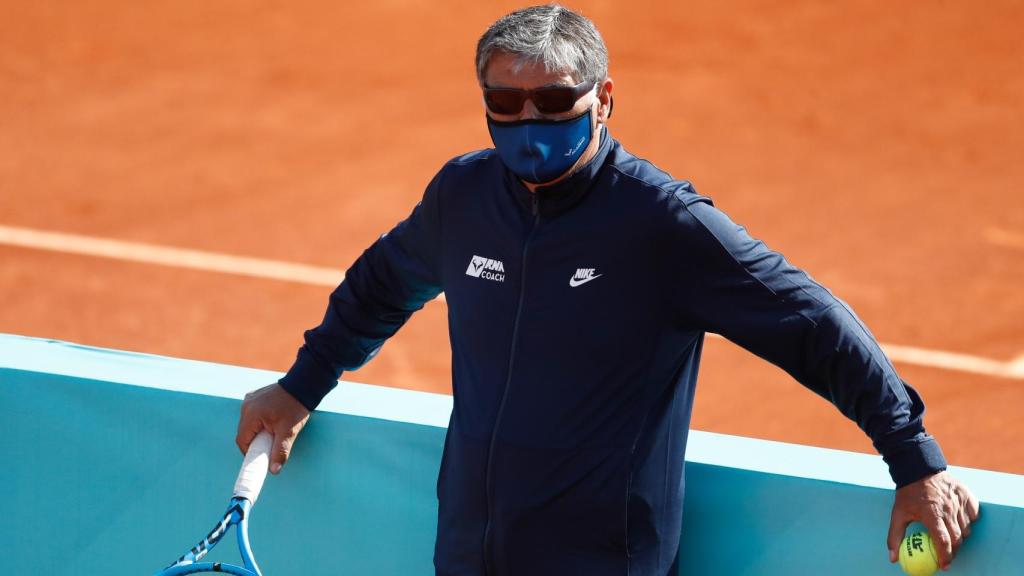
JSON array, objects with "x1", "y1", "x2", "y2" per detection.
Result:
[{"x1": 1, "y1": 2, "x2": 1022, "y2": 473}]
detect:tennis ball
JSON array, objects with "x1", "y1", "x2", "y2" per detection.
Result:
[{"x1": 899, "y1": 531, "x2": 939, "y2": 576}]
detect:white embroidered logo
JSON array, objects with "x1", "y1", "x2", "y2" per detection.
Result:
[
  {"x1": 466, "y1": 255, "x2": 505, "y2": 283},
  {"x1": 569, "y1": 268, "x2": 602, "y2": 287}
]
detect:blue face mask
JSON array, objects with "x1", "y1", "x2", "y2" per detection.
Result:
[{"x1": 487, "y1": 108, "x2": 593, "y2": 184}]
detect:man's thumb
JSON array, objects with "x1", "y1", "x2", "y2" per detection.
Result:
[{"x1": 887, "y1": 510, "x2": 909, "y2": 563}]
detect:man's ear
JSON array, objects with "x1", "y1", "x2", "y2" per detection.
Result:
[{"x1": 597, "y1": 78, "x2": 614, "y2": 122}]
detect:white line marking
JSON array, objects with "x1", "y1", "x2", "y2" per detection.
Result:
[
  {"x1": 0, "y1": 224, "x2": 1016, "y2": 378},
  {"x1": 984, "y1": 228, "x2": 1024, "y2": 251},
  {"x1": 0, "y1": 223, "x2": 346, "y2": 286},
  {"x1": 1008, "y1": 355, "x2": 1024, "y2": 378},
  {"x1": 0, "y1": 223, "x2": 448, "y2": 301},
  {"x1": 704, "y1": 332, "x2": 1023, "y2": 381},
  {"x1": 879, "y1": 344, "x2": 1023, "y2": 380}
]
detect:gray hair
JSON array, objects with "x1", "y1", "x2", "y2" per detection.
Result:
[{"x1": 475, "y1": 4, "x2": 609, "y2": 85}]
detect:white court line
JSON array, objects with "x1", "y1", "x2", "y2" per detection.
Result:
[
  {"x1": 0, "y1": 223, "x2": 346, "y2": 287},
  {"x1": 704, "y1": 333, "x2": 1023, "y2": 380},
  {"x1": 984, "y1": 228, "x2": 1024, "y2": 251},
  {"x1": 879, "y1": 344, "x2": 1024, "y2": 380},
  {"x1": 0, "y1": 223, "x2": 1018, "y2": 379},
  {"x1": 0, "y1": 224, "x2": 449, "y2": 300}
]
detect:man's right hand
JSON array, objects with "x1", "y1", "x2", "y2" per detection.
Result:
[{"x1": 236, "y1": 383, "x2": 311, "y2": 475}]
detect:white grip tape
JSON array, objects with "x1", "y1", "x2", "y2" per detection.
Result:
[{"x1": 233, "y1": 430, "x2": 272, "y2": 503}]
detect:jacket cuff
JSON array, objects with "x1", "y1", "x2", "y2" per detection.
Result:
[
  {"x1": 277, "y1": 350, "x2": 340, "y2": 411},
  {"x1": 882, "y1": 437, "x2": 948, "y2": 488}
]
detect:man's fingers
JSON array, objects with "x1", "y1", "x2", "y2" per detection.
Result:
[
  {"x1": 966, "y1": 488, "x2": 981, "y2": 522},
  {"x1": 961, "y1": 487, "x2": 980, "y2": 540},
  {"x1": 927, "y1": 518, "x2": 954, "y2": 570},
  {"x1": 235, "y1": 408, "x2": 262, "y2": 455},
  {"x1": 886, "y1": 508, "x2": 910, "y2": 563},
  {"x1": 270, "y1": 430, "x2": 295, "y2": 475},
  {"x1": 945, "y1": 509, "x2": 963, "y2": 556},
  {"x1": 890, "y1": 473, "x2": 979, "y2": 571},
  {"x1": 236, "y1": 383, "x2": 309, "y2": 473},
  {"x1": 955, "y1": 484, "x2": 975, "y2": 539},
  {"x1": 957, "y1": 502, "x2": 971, "y2": 539}
]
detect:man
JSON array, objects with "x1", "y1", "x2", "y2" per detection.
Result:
[{"x1": 236, "y1": 5, "x2": 979, "y2": 575}]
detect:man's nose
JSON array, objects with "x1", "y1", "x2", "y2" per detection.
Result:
[{"x1": 518, "y1": 98, "x2": 543, "y2": 120}]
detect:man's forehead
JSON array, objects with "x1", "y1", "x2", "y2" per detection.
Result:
[{"x1": 484, "y1": 52, "x2": 577, "y2": 87}]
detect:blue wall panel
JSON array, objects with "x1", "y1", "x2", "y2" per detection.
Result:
[{"x1": 2, "y1": 334, "x2": 1021, "y2": 575}]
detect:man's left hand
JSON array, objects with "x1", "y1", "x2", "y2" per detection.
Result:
[{"x1": 887, "y1": 471, "x2": 980, "y2": 570}]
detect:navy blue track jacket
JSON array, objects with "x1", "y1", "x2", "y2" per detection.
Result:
[{"x1": 279, "y1": 130, "x2": 947, "y2": 576}]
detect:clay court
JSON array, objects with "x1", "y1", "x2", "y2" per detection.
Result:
[{"x1": 1, "y1": 1, "x2": 1021, "y2": 473}]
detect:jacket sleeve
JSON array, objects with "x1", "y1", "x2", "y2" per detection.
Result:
[
  {"x1": 277, "y1": 171, "x2": 445, "y2": 410},
  {"x1": 669, "y1": 187, "x2": 946, "y2": 487}
]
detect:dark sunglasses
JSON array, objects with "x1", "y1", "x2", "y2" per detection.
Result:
[{"x1": 483, "y1": 80, "x2": 596, "y2": 115}]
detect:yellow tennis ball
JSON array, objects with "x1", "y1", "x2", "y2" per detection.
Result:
[{"x1": 899, "y1": 531, "x2": 939, "y2": 576}]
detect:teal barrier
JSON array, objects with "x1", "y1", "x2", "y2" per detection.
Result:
[{"x1": 1, "y1": 334, "x2": 1021, "y2": 575}]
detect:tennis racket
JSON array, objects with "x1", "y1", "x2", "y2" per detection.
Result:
[{"x1": 154, "y1": 430, "x2": 273, "y2": 575}]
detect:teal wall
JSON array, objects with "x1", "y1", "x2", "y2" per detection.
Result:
[{"x1": 1, "y1": 334, "x2": 1021, "y2": 575}]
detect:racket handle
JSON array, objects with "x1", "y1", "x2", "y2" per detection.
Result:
[{"x1": 233, "y1": 430, "x2": 273, "y2": 504}]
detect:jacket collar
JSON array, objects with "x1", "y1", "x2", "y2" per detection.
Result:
[{"x1": 504, "y1": 127, "x2": 614, "y2": 219}]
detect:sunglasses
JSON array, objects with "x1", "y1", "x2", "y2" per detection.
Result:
[{"x1": 483, "y1": 80, "x2": 596, "y2": 115}]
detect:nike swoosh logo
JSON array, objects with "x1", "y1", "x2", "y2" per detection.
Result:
[{"x1": 569, "y1": 274, "x2": 602, "y2": 288}]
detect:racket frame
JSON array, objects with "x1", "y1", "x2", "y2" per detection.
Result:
[
  {"x1": 156, "y1": 497, "x2": 262, "y2": 576},
  {"x1": 154, "y1": 431, "x2": 272, "y2": 576}
]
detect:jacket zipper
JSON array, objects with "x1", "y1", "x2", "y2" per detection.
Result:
[{"x1": 482, "y1": 193, "x2": 540, "y2": 575}]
